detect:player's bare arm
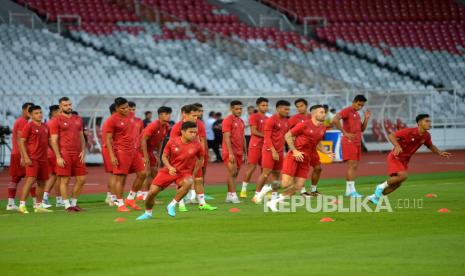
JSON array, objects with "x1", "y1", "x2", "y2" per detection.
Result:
[
  {"x1": 388, "y1": 133, "x2": 403, "y2": 155},
  {"x1": 284, "y1": 130, "x2": 303, "y2": 162},
  {"x1": 250, "y1": 125, "x2": 264, "y2": 137},
  {"x1": 140, "y1": 135, "x2": 150, "y2": 167},
  {"x1": 317, "y1": 141, "x2": 335, "y2": 158},
  {"x1": 224, "y1": 131, "x2": 235, "y2": 163},
  {"x1": 51, "y1": 134, "x2": 65, "y2": 168},
  {"x1": 332, "y1": 114, "x2": 354, "y2": 140},
  {"x1": 361, "y1": 110, "x2": 371, "y2": 132},
  {"x1": 105, "y1": 132, "x2": 118, "y2": 167},
  {"x1": 79, "y1": 131, "x2": 86, "y2": 163},
  {"x1": 18, "y1": 137, "x2": 31, "y2": 166},
  {"x1": 427, "y1": 145, "x2": 452, "y2": 158},
  {"x1": 161, "y1": 153, "x2": 176, "y2": 175}
]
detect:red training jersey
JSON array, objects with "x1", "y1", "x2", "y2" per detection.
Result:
[
  {"x1": 338, "y1": 106, "x2": 362, "y2": 144},
  {"x1": 143, "y1": 119, "x2": 170, "y2": 152},
  {"x1": 163, "y1": 136, "x2": 204, "y2": 174},
  {"x1": 131, "y1": 113, "x2": 144, "y2": 150},
  {"x1": 21, "y1": 121, "x2": 49, "y2": 161},
  {"x1": 263, "y1": 114, "x2": 288, "y2": 152},
  {"x1": 48, "y1": 114, "x2": 83, "y2": 155},
  {"x1": 11, "y1": 116, "x2": 29, "y2": 155},
  {"x1": 288, "y1": 113, "x2": 311, "y2": 129},
  {"x1": 392, "y1": 128, "x2": 432, "y2": 163},
  {"x1": 222, "y1": 114, "x2": 245, "y2": 155},
  {"x1": 291, "y1": 120, "x2": 326, "y2": 155},
  {"x1": 248, "y1": 112, "x2": 267, "y2": 148},
  {"x1": 105, "y1": 113, "x2": 136, "y2": 152},
  {"x1": 170, "y1": 120, "x2": 206, "y2": 142}
]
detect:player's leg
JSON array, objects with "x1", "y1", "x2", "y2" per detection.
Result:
[
  {"x1": 241, "y1": 163, "x2": 256, "y2": 197},
  {"x1": 59, "y1": 176, "x2": 72, "y2": 210},
  {"x1": 225, "y1": 158, "x2": 240, "y2": 203},
  {"x1": 6, "y1": 175, "x2": 22, "y2": 211},
  {"x1": 267, "y1": 177, "x2": 305, "y2": 212},
  {"x1": 125, "y1": 169, "x2": 146, "y2": 210},
  {"x1": 34, "y1": 179, "x2": 53, "y2": 213},
  {"x1": 43, "y1": 173, "x2": 56, "y2": 206},
  {"x1": 309, "y1": 165, "x2": 323, "y2": 196},
  {"x1": 54, "y1": 177, "x2": 64, "y2": 207},
  {"x1": 125, "y1": 152, "x2": 147, "y2": 209},
  {"x1": 378, "y1": 171, "x2": 408, "y2": 196},
  {"x1": 70, "y1": 175, "x2": 86, "y2": 211},
  {"x1": 18, "y1": 176, "x2": 36, "y2": 214},
  {"x1": 345, "y1": 160, "x2": 362, "y2": 197},
  {"x1": 136, "y1": 183, "x2": 163, "y2": 220},
  {"x1": 270, "y1": 170, "x2": 281, "y2": 200},
  {"x1": 254, "y1": 167, "x2": 274, "y2": 203},
  {"x1": 166, "y1": 176, "x2": 194, "y2": 217}
]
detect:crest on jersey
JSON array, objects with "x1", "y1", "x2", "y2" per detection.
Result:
[
  {"x1": 121, "y1": 122, "x2": 124, "y2": 126},
  {"x1": 64, "y1": 122, "x2": 68, "y2": 126},
  {"x1": 175, "y1": 147, "x2": 179, "y2": 151}
]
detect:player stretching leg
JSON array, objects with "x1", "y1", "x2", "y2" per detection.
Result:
[
  {"x1": 169, "y1": 104, "x2": 216, "y2": 211},
  {"x1": 241, "y1": 97, "x2": 268, "y2": 198},
  {"x1": 18, "y1": 106, "x2": 52, "y2": 214},
  {"x1": 368, "y1": 114, "x2": 452, "y2": 204},
  {"x1": 223, "y1": 101, "x2": 246, "y2": 203},
  {"x1": 137, "y1": 122, "x2": 204, "y2": 220},
  {"x1": 139, "y1": 106, "x2": 172, "y2": 201},
  {"x1": 332, "y1": 95, "x2": 371, "y2": 198},
  {"x1": 267, "y1": 105, "x2": 333, "y2": 211},
  {"x1": 254, "y1": 100, "x2": 290, "y2": 203}
]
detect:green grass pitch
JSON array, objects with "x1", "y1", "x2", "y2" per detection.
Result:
[{"x1": 1, "y1": 171, "x2": 464, "y2": 275}]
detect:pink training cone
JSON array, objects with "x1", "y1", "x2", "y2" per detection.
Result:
[
  {"x1": 320, "y1": 217, "x2": 335, "y2": 222},
  {"x1": 437, "y1": 208, "x2": 450, "y2": 213},
  {"x1": 229, "y1": 207, "x2": 240, "y2": 213},
  {"x1": 114, "y1": 217, "x2": 126, "y2": 222},
  {"x1": 425, "y1": 193, "x2": 438, "y2": 198}
]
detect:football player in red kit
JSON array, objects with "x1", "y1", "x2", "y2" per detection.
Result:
[
  {"x1": 368, "y1": 114, "x2": 452, "y2": 204},
  {"x1": 106, "y1": 97, "x2": 147, "y2": 212},
  {"x1": 6, "y1": 102, "x2": 37, "y2": 211},
  {"x1": 240, "y1": 97, "x2": 269, "y2": 198},
  {"x1": 42, "y1": 105, "x2": 61, "y2": 207},
  {"x1": 223, "y1": 100, "x2": 246, "y2": 203},
  {"x1": 332, "y1": 95, "x2": 371, "y2": 198},
  {"x1": 18, "y1": 105, "x2": 52, "y2": 214},
  {"x1": 136, "y1": 121, "x2": 204, "y2": 220},
  {"x1": 254, "y1": 100, "x2": 291, "y2": 203}
]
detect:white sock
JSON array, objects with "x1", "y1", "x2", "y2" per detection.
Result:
[
  {"x1": 8, "y1": 198, "x2": 15, "y2": 205},
  {"x1": 300, "y1": 187, "x2": 307, "y2": 194},
  {"x1": 378, "y1": 181, "x2": 388, "y2": 189},
  {"x1": 127, "y1": 191, "x2": 136, "y2": 200},
  {"x1": 168, "y1": 199, "x2": 178, "y2": 208},
  {"x1": 346, "y1": 181, "x2": 355, "y2": 194},
  {"x1": 43, "y1": 192, "x2": 49, "y2": 201},
  {"x1": 111, "y1": 195, "x2": 117, "y2": 202},
  {"x1": 136, "y1": 191, "x2": 142, "y2": 197},
  {"x1": 178, "y1": 199, "x2": 185, "y2": 208},
  {"x1": 311, "y1": 185, "x2": 317, "y2": 192},
  {"x1": 32, "y1": 197, "x2": 37, "y2": 206},
  {"x1": 56, "y1": 196, "x2": 63, "y2": 203},
  {"x1": 197, "y1": 193, "x2": 206, "y2": 205},
  {"x1": 189, "y1": 189, "x2": 196, "y2": 200},
  {"x1": 241, "y1": 182, "x2": 248, "y2": 192},
  {"x1": 64, "y1": 199, "x2": 71, "y2": 209},
  {"x1": 255, "y1": 191, "x2": 259, "y2": 197},
  {"x1": 19, "y1": 201, "x2": 26, "y2": 207},
  {"x1": 117, "y1": 199, "x2": 124, "y2": 207},
  {"x1": 106, "y1": 192, "x2": 111, "y2": 198},
  {"x1": 71, "y1": 198, "x2": 77, "y2": 207},
  {"x1": 145, "y1": 209, "x2": 153, "y2": 216}
]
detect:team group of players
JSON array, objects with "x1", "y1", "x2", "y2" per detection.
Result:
[{"x1": 6, "y1": 94, "x2": 452, "y2": 216}]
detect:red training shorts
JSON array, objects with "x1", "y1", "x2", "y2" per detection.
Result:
[
  {"x1": 342, "y1": 140, "x2": 361, "y2": 161},
  {"x1": 387, "y1": 152, "x2": 408, "y2": 176},
  {"x1": 152, "y1": 168, "x2": 192, "y2": 189},
  {"x1": 261, "y1": 149, "x2": 284, "y2": 171},
  {"x1": 26, "y1": 159, "x2": 49, "y2": 181},
  {"x1": 56, "y1": 153, "x2": 87, "y2": 177}
]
